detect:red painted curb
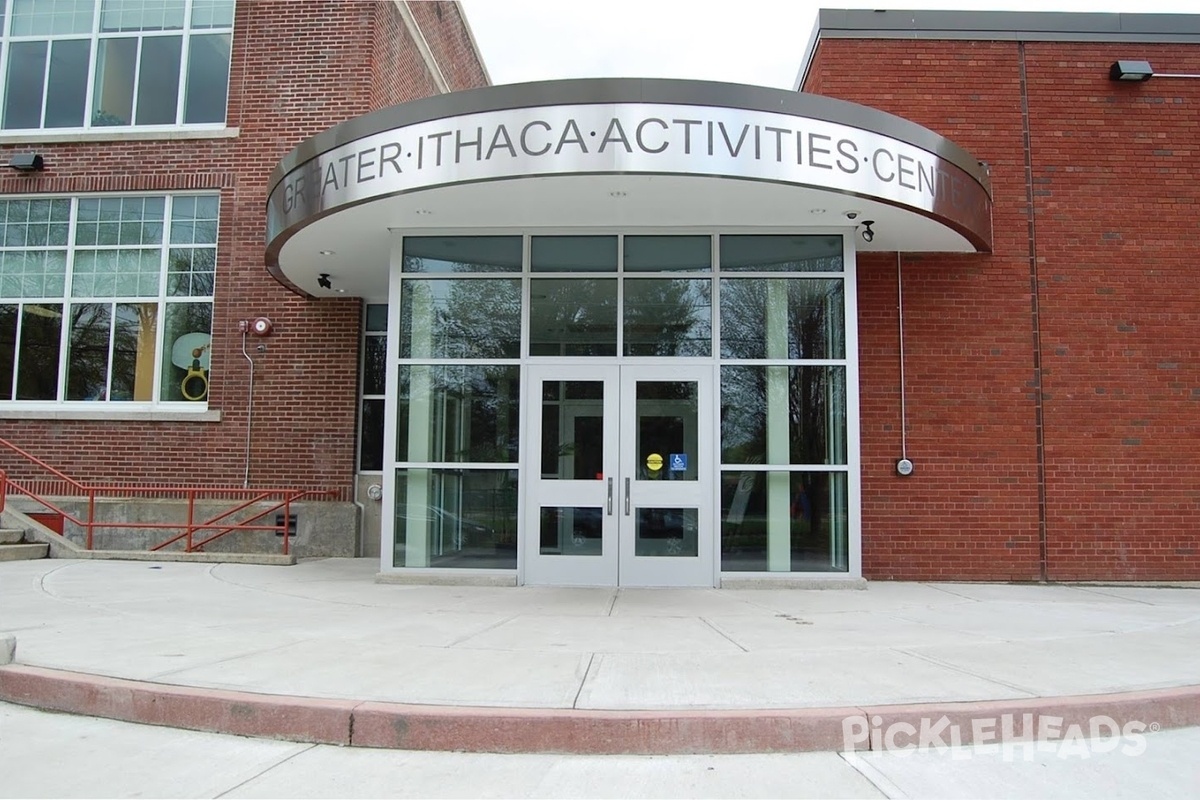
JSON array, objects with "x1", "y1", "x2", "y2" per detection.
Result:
[{"x1": 2, "y1": 664, "x2": 1198, "y2": 754}]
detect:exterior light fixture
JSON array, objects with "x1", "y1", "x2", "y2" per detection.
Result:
[
  {"x1": 317, "y1": 273, "x2": 332, "y2": 289},
  {"x1": 8, "y1": 153, "x2": 44, "y2": 172},
  {"x1": 860, "y1": 221, "x2": 876, "y2": 243},
  {"x1": 1109, "y1": 60, "x2": 1200, "y2": 82},
  {"x1": 1110, "y1": 60, "x2": 1154, "y2": 81}
]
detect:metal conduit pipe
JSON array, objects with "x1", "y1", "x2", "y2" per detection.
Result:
[{"x1": 241, "y1": 330, "x2": 255, "y2": 488}]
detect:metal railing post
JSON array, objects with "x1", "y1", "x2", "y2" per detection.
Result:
[
  {"x1": 186, "y1": 491, "x2": 196, "y2": 552},
  {"x1": 86, "y1": 490, "x2": 95, "y2": 550},
  {"x1": 282, "y1": 493, "x2": 292, "y2": 556},
  {"x1": 0, "y1": 469, "x2": 7, "y2": 514}
]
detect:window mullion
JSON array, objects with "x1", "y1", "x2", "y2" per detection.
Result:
[
  {"x1": 129, "y1": 34, "x2": 143, "y2": 125},
  {"x1": 104, "y1": 300, "x2": 117, "y2": 401},
  {"x1": 151, "y1": 195, "x2": 171, "y2": 404},
  {"x1": 56, "y1": 199, "x2": 82, "y2": 402}
]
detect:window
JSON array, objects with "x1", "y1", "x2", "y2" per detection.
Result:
[
  {"x1": 0, "y1": 193, "x2": 218, "y2": 405},
  {"x1": 0, "y1": 0, "x2": 234, "y2": 131}
]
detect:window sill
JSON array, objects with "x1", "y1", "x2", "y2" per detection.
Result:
[
  {"x1": 0, "y1": 127, "x2": 239, "y2": 145},
  {"x1": 0, "y1": 408, "x2": 221, "y2": 423}
]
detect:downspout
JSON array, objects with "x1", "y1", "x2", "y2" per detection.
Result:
[{"x1": 1019, "y1": 42, "x2": 1050, "y2": 582}]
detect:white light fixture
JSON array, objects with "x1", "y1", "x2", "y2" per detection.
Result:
[
  {"x1": 414, "y1": 209, "x2": 433, "y2": 215},
  {"x1": 609, "y1": 191, "x2": 627, "y2": 198},
  {"x1": 810, "y1": 208, "x2": 826, "y2": 215},
  {"x1": 318, "y1": 250, "x2": 335, "y2": 256}
]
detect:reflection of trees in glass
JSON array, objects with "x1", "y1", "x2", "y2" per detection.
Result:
[
  {"x1": 397, "y1": 365, "x2": 520, "y2": 463},
  {"x1": 67, "y1": 303, "x2": 112, "y2": 400},
  {"x1": 15, "y1": 304, "x2": 62, "y2": 400},
  {"x1": 720, "y1": 366, "x2": 846, "y2": 465},
  {"x1": 719, "y1": 279, "x2": 844, "y2": 359},
  {"x1": 624, "y1": 279, "x2": 711, "y2": 356},
  {"x1": 529, "y1": 278, "x2": 617, "y2": 356},
  {"x1": 400, "y1": 279, "x2": 521, "y2": 358},
  {"x1": 111, "y1": 303, "x2": 156, "y2": 401},
  {"x1": 0, "y1": 305, "x2": 16, "y2": 397}
]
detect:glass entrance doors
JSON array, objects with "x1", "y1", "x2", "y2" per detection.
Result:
[{"x1": 524, "y1": 364, "x2": 714, "y2": 586}]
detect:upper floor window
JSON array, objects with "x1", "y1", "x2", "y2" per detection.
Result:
[
  {"x1": 0, "y1": 0, "x2": 234, "y2": 131},
  {"x1": 0, "y1": 193, "x2": 218, "y2": 405}
]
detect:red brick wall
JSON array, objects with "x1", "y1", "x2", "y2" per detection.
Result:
[
  {"x1": 0, "y1": 1, "x2": 489, "y2": 498},
  {"x1": 806, "y1": 37, "x2": 1200, "y2": 580}
]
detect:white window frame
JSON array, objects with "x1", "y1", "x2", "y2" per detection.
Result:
[
  {"x1": 0, "y1": 191, "x2": 218, "y2": 412},
  {"x1": 0, "y1": 0, "x2": 234, "y2": 133}
]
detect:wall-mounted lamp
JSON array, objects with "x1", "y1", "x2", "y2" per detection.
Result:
[
  {"x1": 8, "y1": 153, "x2": 44, "y2": 172},
  {"x1": 860, "y1": 221, "x2": 876, "y2": 243},
  {"x1": 1110, "y1": 60, "x2": 1154, "y2": 81},
  {"x1": 317, "y1": 273, "x2": 332, "y2": 289},
  {"x1": 1110, "y1": 60, "x2": 1200, "y2": 82}
]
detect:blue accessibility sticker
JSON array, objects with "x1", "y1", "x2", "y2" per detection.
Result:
[{"x1": 669, "y1": 453, "x2": 688, "y2": 471}]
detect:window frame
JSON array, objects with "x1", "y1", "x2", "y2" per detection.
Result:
[
  {"x1": 0, "y1": 190, "x2": 219, "y2": 410},
  {"x1": 0, "y1": 0, "x2": 234, "y2": 133}
]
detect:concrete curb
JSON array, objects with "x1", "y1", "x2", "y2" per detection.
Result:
[{"x1": 2, "y1": 663, "x2": 1199, "y2": 754}]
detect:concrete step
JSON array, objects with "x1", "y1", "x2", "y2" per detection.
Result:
[
  {"x1": 0, "y1": 528, "x2": 26, "y2": 545},
  {"x1": 0, "y1": 543, "x2": 48, "y2": 561}
]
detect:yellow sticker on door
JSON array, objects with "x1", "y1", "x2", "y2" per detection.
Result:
[{"x1": 646, "y1": 453, "x2": 663, "y2": 471}]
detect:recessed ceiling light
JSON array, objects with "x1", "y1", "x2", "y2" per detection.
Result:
[
  {"x1": 318, "y1": 250, "x2": 335, "y2": 256},
  {"x1": 810, "y1": 208, "x2": 826, "y2": 215},
  {"x1": 335, "y1": 288, "x2": 346, "y2": 293},
  {"x1": 609, "y1": 191, "x2": 627, "y2": 198},
  {"x1": 415, "y1": 209, "x2": 433, "y2": 215}
]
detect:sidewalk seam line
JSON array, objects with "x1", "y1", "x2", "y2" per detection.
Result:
[
  {"x1": 895, "y1": 647, "x2": 1039, "y2": 697},
  {"x1": 573, "y1": 652, "x2": 596, "y2": 709},
  {"x1": 212, "y1": 742, "x2": 319, "y2": 799},
  {"x1": 698, "y1": 616, "x2": 750, "y2": 652}
]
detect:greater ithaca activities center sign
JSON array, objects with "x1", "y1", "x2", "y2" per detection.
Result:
[{"x1": 267, "y1": 102, "x2": 991, "y2": 247}]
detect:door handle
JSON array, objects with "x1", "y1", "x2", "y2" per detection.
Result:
[
  {"x1": 624, "y1": 477, "x2": 631, "y2": 516},
  {"x1": 606, "y1": 477, "x2": 613, "y2": 516}
]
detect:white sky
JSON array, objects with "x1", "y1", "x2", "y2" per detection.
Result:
[{"x1": 458, "y1": 1, "x2": 1197, "y2": 89}]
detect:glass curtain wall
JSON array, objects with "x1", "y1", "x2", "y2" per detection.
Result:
[{"x1": 387, "y1": 233, "x2": 851, "y2": 573}]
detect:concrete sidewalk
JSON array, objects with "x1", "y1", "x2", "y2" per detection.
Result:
[{"x1": 1, "y1": 558, "x2": 1198, "y2": 753}]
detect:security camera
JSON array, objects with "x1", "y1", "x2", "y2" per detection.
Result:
[
  {"x1": 317, "y1": 273, "x2": 332, "y2": 289},
  {"x1": 844, "y1": 211, "x2": 859, "y2": 220},
  {"x1": 860, "y1": 221, "x2": 875, "y2": 243}
]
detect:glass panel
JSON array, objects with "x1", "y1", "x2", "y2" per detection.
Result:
[
  {"x1": 160, "y1": 302, "x2": 211, "y2": 402},
  {"x1": 191, "y1": 0, "x2": 235, "y2": 29},
  {"x1": 540, "y1": 381, "x2": 603, "y2": 480},
  {"x1": 110, "y1": 302, "x2": 156, "y2": 401},
  {"x1": 531, "y1": 236, "x2": 617, "y2": 272},
  {"x1": 396, "y1": 365, "x2": 520, "y2": 463},
  {"x1": 399, "y1": 279, "x2": 521, "y2": 359},
  {"x1": 167, "y1": 247, "x2": 214, "y2": 296},
  {"x1": 45, "y1": 39, "x2": 90, "y2": 128},
  {"x1": 0, "y1": 251, "x2": 68, "y2": 299},
  {"x1": 135, "y1": 35, "x2": 181, "y2": 124},
  {"x1": 362, "y1": 336, "x2": 386, "y2": 395},
  {"x1": 365, "y1": 304, "x2": 387, "y2": 332},
  {"x1": 11, "y1": 0, "x2": 94, "y2": 35},
  {"x1": 623, "y1": 236, "x2": 711, "y2": 272},
  {"x1": 721, "y1": 471, "x2": 848, "y2": 573},
  {"x1": 402, "y1": 236, "x2": 521, "y2": 273},
  {"x1": 719, "y1": 235, "x2": 843, "y2": 272},
  {"x1": 393, "y1": 468, "x2": 519, "y2": 569},
  {"x1": 66, "y1": 302, "x2": 112, "y2": 400},
  {"x1": 539, "y1": 507, "x2": 603, "y2": 556},
  {"x1": 635, "y1": 508, "x2": 698, "y2": 557},
  {"x1": 359, "y1": 398, "x2": 384, "y2": 471},
  {"x1": 720, "y1": 278, "x2": 845, "y2": 360},
  {"x1": 3, "y1": 41, "x2": 47, "y2": 129},
  {"x1": 100, "y1": 0, "x2": 186, "y2": 31},
  {"x1": 721, "y1": 366, "x2": 846, "y2": 465},
  {"x1": 92, "y1": 37, "x2": 137, "y2": 126},
  {"x1": 0, "y1": 305, "x2": 16, "y2": 399},
  {"x1": 635, "y1": 381, "x2": 697, "y2": 481},
  {"x1": 183, "y1": 33, "x2": 230, "y2": 123},
  {"x1": 16, "y1": 303, "x2": 62, "y2": 400},
  {"x1": 623, "y1": 278, "x2": 711, "y2": 357},
  {"x1": 529, "y1": 278, "x2": 617, "y2": 356}
]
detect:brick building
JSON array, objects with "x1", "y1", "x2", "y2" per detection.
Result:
[{"x1": 2, "y1": 5, "x2": 1197, "y2": 585}]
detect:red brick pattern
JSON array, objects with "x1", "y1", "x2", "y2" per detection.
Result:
[
  {"x1": 0, "y1": 1, "x2": 488, "y2": 499},
  {"x1": 806, "y1": 38, "x2": 1200, "y2": 580}
]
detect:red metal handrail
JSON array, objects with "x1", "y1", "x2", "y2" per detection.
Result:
[{"x1": 0, "y1": 437, "x2": 335, "y2": 555}]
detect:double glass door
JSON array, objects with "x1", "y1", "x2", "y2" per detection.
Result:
[{"x1": 524, "y1": 364, "x2": 713, "y2": 586}]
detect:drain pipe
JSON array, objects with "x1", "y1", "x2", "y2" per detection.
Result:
[
  {"x1": 895, "y1": 253, "x2": 913, "y2": 477},
  {"x1": 241, "y1": 328, "x2": 255, "y2": 488}
]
